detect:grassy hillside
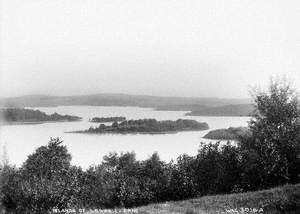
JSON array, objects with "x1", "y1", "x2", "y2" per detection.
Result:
[{"x1": 134, "y1": 183, "x2": 300, "y2": 214}]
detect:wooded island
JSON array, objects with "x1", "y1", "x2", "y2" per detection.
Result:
[{"x1": 70, "y1": 118, "x2": 209, "y2": 134}]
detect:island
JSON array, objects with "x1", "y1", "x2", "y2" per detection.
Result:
[
  {"x1": 0, "y1": 108, "x2": 82, "y2": 124},
  {"x1": 89, "y1": 116, "x2": 126, "y2": 123},
  {"x1": 203, "y1": 127, "x2": 251, "y2": 140},
  {"x1": 68, "y1": 118, "x2": 209, "y2": 134}
]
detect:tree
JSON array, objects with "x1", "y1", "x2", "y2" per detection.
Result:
[
  {"x1": 246, "y1": 79, "x2": 300, "y2": 187},
  {"x1": 1, "y1": 138, "x2": 82, "y2": 213},
  {"x1": 0, "y1": 166, "x2": 22, "y2": 213},
  {"x1": 169, "y1": 154, "x2": 197, "y2": 200},
  {"x1": 194, "y1": 142, "x2": 224, "y2": 195},
  {"x1": 218, "y1": 143, "x2": 241, "y2": 193},
  {"x1": 0, "y1": 145, "x2": 9, "y2": 213},
  {"x1": 141, "y1": 152, "x2": 171, "y2": 202}
]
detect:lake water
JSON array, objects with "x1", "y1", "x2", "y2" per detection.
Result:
[{"x1": 0, "y1": 106, "x2": 250, "y2": 168}]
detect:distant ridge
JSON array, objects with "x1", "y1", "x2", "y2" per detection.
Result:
[
  {"x1": 1, "y1": 93, "x2": 250, "y2": 103},
  {"x1": 0, "y1": 93, "x2": 252, "y2": 116}
]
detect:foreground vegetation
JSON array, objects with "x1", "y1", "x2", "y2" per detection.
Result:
[
  {"x1": 204, "y1": 127, "x2": 251, "y2": 140},
  {"x1": 0, "y1": 79, "x2": 299, "y2": 213},
  {"x1": 0, "y1": 108, "x2": 81, "y2": 124},
  {"x1": 1, "y1": 136, "x2": 299, "y2": 214},
  {"x1": 89, "y1": 117, "x2": 126, "y2": 123},
  {"x1": 71, "y1": 119, "x2": 209, "y2": 134}
]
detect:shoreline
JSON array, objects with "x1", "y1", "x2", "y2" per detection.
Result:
[
  {"x1": 2, "y1": 104, "x2": 252, "y2": 117},
  {"x1": 66, "y1": 128, "x2": 207, "y2": 135},
  {"x1": 0, "y1": 119, "x2": 82, "y2": 126}
]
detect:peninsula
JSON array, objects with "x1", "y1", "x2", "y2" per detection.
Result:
[
  {"x1": 0, "y1": 108, "x2": 82, "y2": 124},
  {"x1": 203, "y1": 127, "x2": 251, "y2": 140}
]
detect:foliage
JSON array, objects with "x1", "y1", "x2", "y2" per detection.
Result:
[
  {"x1": 0, "y1": 138, "x2": 83, "y2": 213},
  {"x1": 240, "y1": 79, "x2": 300, "y2": 189}
]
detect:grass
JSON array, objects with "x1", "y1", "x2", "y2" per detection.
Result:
[{"x1": 135, "y1": 183, "x2": 300, "y2": 214}]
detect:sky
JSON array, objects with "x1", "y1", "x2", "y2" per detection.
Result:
[{"x1": 0, "y1": 0, "x2": 300, "y2": 98}]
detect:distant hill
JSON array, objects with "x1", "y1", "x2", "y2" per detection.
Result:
[
  {"x1": 0, "y1": 94, "x2": 252, "y2": 116},
  {"x1": 186, "y1": 104, "x2": 254, "y2": 116}
]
